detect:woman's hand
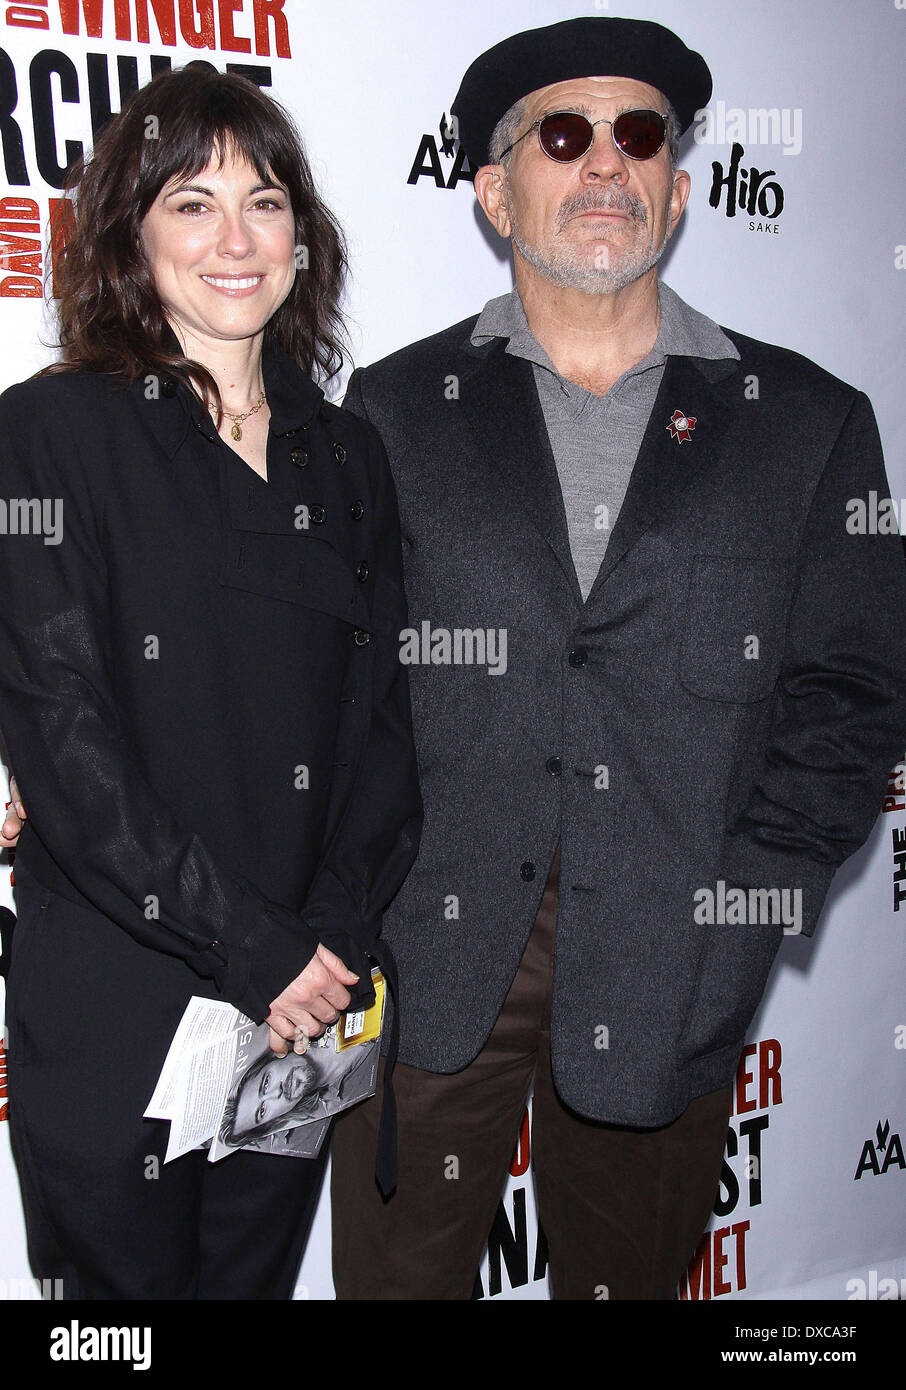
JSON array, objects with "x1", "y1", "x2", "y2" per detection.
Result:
[
  {"x1": 0, "y1": 773, "x2": 356, "y2": 1060},
  {"x1": 1, "y1": 777, "x2": 25, "y2": 849},
  {"x1": 0, "y1": 774, "x2": 361, "y2": 1059},
  {"x1": 266, "y1": 942, "x2": 359, "y2": 1056}
]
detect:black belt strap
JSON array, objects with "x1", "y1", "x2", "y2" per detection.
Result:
[{"x1": 369, "y1": 939, "x2": 399, "y2": 1197}]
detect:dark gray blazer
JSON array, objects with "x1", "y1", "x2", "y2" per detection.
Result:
[{"x1": 345, "y1": 310, "x2": 906, "y2": 1126}]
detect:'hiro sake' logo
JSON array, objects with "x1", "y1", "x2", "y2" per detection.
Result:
[{"x1": 708, "y1": 144, "x2": 785, "y2": 234}]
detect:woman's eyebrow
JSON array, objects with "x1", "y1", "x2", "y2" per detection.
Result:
[{"x1": 163, "y1": 181, "x2": 285, "y2": 199}]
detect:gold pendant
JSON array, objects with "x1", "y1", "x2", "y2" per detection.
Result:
[{"x1": 231, "y1": 422, "x2": 242, "y2": 441}]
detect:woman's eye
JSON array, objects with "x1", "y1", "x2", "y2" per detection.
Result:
[
  {"x1": 174, "y1": 199, "x2": 283, "y2": 214},
  {"x1": 256, "y1": 1103, "x2": 267, "y2": 1123}
]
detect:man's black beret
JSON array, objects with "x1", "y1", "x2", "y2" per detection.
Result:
[{"x1": 451, "y1": 17, "x2": 712, "y2": 167}]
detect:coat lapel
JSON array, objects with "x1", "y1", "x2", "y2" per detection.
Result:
[
  {"x1": 584, "y1": 354, "x2": 739, "y2": 604},
  {"x1": 458, "y1": 339, "x2": 583, "y2": 606}
]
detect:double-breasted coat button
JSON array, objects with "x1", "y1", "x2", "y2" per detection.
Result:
[
  {"x1": 350, "y1": 499, "x2": 365, "y2": 521},
  {"x1": 309, "y1": 504, "x2": 326, "y2": 524},
  {"x1": 161, "y1": 378, "x2": 178, "y2": 398},
  {"x1": 546, "y1": 756, "x2": 562, "y2": 776},
  {"x1": 356, "y1": 562, "x2": 369, "y2": 583},
  {"x1": 332, "y1": 442, "x2": 347, "y2": 465},
  {"x1": 568, "y1": 646, "x2": 588, "y2": 667},
  {"x1": 290, "y1": 447, "x2": 308, "y2": 467},
  {"x1": 520, "y1": 861, "x2": 536, "y2": 881},
  {"x1": 353, "y1": 629, "x2": 371, "y2": 646}
]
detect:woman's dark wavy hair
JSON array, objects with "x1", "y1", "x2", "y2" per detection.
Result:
[{"x1": 38, "y1": 63, "x2": 349, "y2": 425}]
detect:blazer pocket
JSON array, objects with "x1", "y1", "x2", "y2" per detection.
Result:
[{"x1": 678, "y1": 554, "x2": 793, "y2": 702}]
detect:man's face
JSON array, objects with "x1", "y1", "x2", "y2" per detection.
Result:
[
  {"x1": 483, "y1": 76, "x2": 689, "y2": 295},
  {"x1": 232, "y1": 1049, "x2": 318, "y2": 1137},
  {"x1": 231, "y1": 1042, "x2": 357, "y2": 1138}
]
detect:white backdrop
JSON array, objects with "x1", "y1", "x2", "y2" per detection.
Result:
[{"x1": 1, "y1": 0, "x2": 904, "y2": 1301}]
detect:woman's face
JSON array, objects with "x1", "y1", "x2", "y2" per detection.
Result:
[{"x1": 140, "y1": 145, "x2": 297, "y2": 353}]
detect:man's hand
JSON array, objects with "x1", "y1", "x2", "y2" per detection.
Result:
[
  {"x1": 266, "y1": 942, "x2": 359, "y2": 1056},
  {"x1": 1, "y1": 778, "x2": 25, "y2": 849}
]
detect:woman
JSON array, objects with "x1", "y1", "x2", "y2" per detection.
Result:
[{"x1": 0, "y1": 64, "x2": 421, "y2": 1299}]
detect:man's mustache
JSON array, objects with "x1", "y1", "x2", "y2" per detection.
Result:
[{"x1": 557, "y1": 190, "x2": 647, "y2": 227}]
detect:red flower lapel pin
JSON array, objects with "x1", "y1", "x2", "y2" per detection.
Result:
[{"x1": 666, "y1": 409, "x2": 697, "y2": 443}]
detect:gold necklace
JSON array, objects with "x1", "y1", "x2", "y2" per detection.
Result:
[{"x1": 220, "y1": 389, "x2": 266, "y2": 441}]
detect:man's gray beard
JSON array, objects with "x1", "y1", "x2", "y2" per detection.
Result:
[{"x1": 509, "y1": 189, "x2": 672, "y2": 295}]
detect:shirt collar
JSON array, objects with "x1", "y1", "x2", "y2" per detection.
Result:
[
  {"x1": 132, "y1": 323, "x2": 325, "y2": 458},
  {"x1": 469, "y1": 280, "x2": 740, "y2": 384}
]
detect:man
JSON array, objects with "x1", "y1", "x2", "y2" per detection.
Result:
[
  {"x1": 327, "y1": 17, "x2": 906, "y2": 1299},
  {"x1": 4, "y1": 17, "x2": 905, "y2": 1300}
]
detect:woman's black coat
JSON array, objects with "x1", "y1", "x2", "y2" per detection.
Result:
[{"x1": 0, "y1": 335, "x2": 422, "y2": 1025}]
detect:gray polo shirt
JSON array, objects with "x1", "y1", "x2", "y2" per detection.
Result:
[{"x1": 470, "y1": 280, "x2": 740, "y2": 600}]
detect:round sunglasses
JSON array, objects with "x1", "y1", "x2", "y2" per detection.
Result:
[{"x1": 499, "y1": 108, "x2": 668, "y2": 164}]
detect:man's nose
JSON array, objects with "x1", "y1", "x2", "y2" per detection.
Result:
[{"x1": 577, "y1": 124, "x2": 630, "y2": 183}]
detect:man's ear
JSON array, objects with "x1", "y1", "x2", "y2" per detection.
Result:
[
  {"x1": 666, "y1": 168, "x2": 692, "y2": 238},
  {"x1": 474, "y1": 164, "x2": 512, "y2": 238}
]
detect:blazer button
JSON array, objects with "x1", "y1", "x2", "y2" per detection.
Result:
[
  {"x1": 546, "y1": 756, "x2": 562, "y2": 776},
  {"x1": 568, "y1": 646, "x2": 588, "y2": 667},
  {"x1": 290, "y1": 447, "x2": 309, "y2": 468},
  {"x1": 356, "y1": 562, "x2": 369, "y2": 583},
  {"x1": 310, "y1": 505, "x2": 326, "y2": 524},
  {"x1": 353, "y1": 629, "x2": 371, "y2": 646},
  {"x1": 161, "y1": 377, "x2": 178, "y2": 398},
  {"x1": 350, "y1": 499, "x2": 365, "y2": 521},
  {"x1": 520, "y1": 861, "x2": 536, "y2": 881},
  {"x1": 332, "y1": 442, "x2": 348, "y2": 465}
]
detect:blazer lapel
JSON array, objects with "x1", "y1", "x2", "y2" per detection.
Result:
[
  {"x1": 458, "y1": 339, "x2": 583, "y2": 606},
  {"x1": 584, "y1": 354, "x2": 739, "y2": 604}
]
